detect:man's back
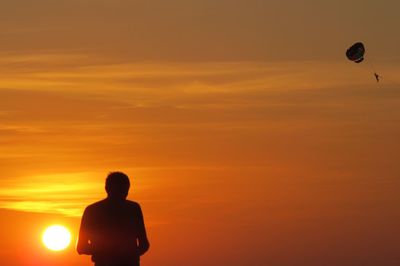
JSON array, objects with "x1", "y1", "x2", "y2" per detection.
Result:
[{"x1": 77, "y1": 172, "x2": 149, "y2": 266}]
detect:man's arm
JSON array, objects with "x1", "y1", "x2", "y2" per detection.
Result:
[
  {"x1": 77, "y1": 208, "x2": 93, "y2": 255},
  {"x1": 137, "y1": 204, "x2": 150, "y2": 256}
]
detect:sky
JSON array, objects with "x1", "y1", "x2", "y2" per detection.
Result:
[{"x1": 0, "y1": 1, "x2": 400, "y2": 265}]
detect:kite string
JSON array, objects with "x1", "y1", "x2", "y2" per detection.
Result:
[
  {"x1": 353, "y1": 60, "x2": 377, "y2": 82},
  {"x1": 365, "y1": 50, "x2": 378, "y2": 74},
  {"x1": 366, "y1": 60, "x2": 376, "y2": 74},
  {"x1": 366, "y1": 49, "x2": 383, "y2": 80}
]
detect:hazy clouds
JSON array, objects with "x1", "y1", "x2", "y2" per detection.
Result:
[{"x1": 0, "y1": 0, "x2": 399, "y2": 61}]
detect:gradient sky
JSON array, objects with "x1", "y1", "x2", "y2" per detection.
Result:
[{"x1": 1, "y1": 1, "x2": 400, "y2": 265}]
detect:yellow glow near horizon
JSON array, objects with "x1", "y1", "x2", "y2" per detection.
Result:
[{"x1": 42, "y1": 225, "x2": 71, "y2": 251}]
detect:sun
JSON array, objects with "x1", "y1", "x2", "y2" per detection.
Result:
[{"x1": 42, "y1": 225, "x2": 71, "y2": 251}]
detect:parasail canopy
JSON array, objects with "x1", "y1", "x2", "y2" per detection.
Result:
[{"x1": 346, "y1": 42, "x2": 365, "y2": 63}]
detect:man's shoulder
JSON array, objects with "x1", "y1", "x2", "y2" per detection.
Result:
[
  {"x1": 84, "y1": 199, "x2": 108, "y2": 212},
  {"x1": 84, "y1": 199, "x2": 142, "y2": 214},
  {"x1": 125, "y1": 200, "x2": 141, "y2": 210}
]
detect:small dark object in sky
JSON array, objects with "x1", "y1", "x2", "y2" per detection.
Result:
[
  {"x1": 346, "y1": 42, "x2": 365, "y2": 63},
  {"x1": 374, "y1": 72, "x2": 380, "y2": 82}
]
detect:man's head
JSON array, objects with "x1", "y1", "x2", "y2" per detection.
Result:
[{"x1": 105, "y1": 172, "x2": 130, "y2": 200}]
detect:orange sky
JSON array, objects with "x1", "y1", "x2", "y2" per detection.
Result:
[{"x1": 1, "y1": 1, "x2": 400, "y2": 266}]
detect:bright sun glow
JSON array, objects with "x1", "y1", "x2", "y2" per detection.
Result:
[{"x1": 42, "y1": 225, "x2": 71, "y2": 251}]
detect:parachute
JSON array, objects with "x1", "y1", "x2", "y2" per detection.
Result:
[
  {"x1": 346, "y1": 42, "x2": 365, "y2": 63},
  {"x1": 346, "y1": 42, "x2": 381, "y2": 82}
]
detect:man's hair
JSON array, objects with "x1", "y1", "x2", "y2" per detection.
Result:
[{"x1": 105, "y1": 171, "x2": 130, "y2": 198}]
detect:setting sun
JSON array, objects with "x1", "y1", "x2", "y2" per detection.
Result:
[{"x1": 42, "y1": 225, "x2": 71, "y2": 251}]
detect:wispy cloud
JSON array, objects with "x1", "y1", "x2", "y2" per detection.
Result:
[
  {"x1": 0, "y1": 172, "x2": 102, "y2": 217},
  {"x1": 1, "y1": 54, "x2": 400, "y2": 218}
]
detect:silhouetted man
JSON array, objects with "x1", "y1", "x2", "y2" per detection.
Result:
[{"x1": 77, "y1": 172, "x2": 150, "y2": 266}]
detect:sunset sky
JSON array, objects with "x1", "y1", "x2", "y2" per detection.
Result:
[{"x1": 1, "y1": 1, "x2": 400, "y2": 265}]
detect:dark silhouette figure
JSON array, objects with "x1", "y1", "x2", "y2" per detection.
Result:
[
  {"x1": 77, "y1": 172, "x2": 150, "y2": 266},
  {"x1": 374, "y1": 72, "x2": 381, "y2": 82}
]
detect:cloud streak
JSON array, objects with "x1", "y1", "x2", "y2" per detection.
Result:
[
  {"x1": 0, "y1": 54, "x2": 400, "y2": 219},
  {"x1": 0, "y1": 172, "x2": 102, "y2": 217}
]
